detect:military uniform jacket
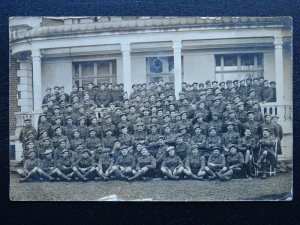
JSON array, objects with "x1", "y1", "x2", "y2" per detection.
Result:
[
  {"x1": 133, "y1": 131, "x2": 148, "y2": 141},
  {"x1": 52, "y1": 135, "x2": 69, "y2": 149},
  {"x1": 208, "y1": 154, "x2": 226, "y2": 168},
  {"x1": 155, "y1": 145, "x2": 167, "y2": 165},
  {"x1": 98, "y1": 154, "x2": 114, "y2": 170},
  {"x1": 205, "y1": 135, "x2": 222, "y2": 150},
  {"x1": 64, "y1": 125, "x2": 77, "y2": 140},
  {"x1": 262, "y1": 87, "x2": 274, "y2": 102},
  {"x1": 19, "y1": 126, "x2": 37, "y2": 143},
  {"x1": 243, "y1": 120, "x2": 260, "y2": 140},
  {"x1": 38, "y1": 144, "x2": 53, "y2": 159},
  {"x1": 161, "y1": 155, "x2": 183, "y2": 170},
  {"x1": 261, "y1": 122, "x2": 278, "y2": 138},
  {"x1": 209, "y1": 120, "x2": 223, "y2": 134},
  {"x1": 102, "y1": 135, "x2": 117, "y2": 149},
  {"x1": 96, "y1": 90, "x2": 112, "y2": 107},
  {"x1": 70, "y1": 137, "x2": 85, "y2": 151},
  {"x1": 222, "y1": 131, "x2": 240, "y2": 148},
  {"x1": 238, "y1": 136, "x2": 256, "y2": 153},
  {"x1": 164, "y1": 133, "x2": 176, "y2": 144},
  {"x1": 24, "y1": 158, "x2": 40, "y2": 172},
  {"x1": 86, "y1": 137, "x2": 101, "y2": 150},
  {"x1": 136, "y1": 155, "x2": 156, "y2": 170},
  {"x1": 38, "y1": 122, "x2": 51, "y2": 138},
  {"x1": 258, "y1": 136, "x2": 276, "y2": 152},
  {"x1": 89, "y1": 124, "x2": 102, "y2": 138},
  {"x1": 225, "y1": 118, "x2": 241, "y2": 133},
  {"x1": 253, "y1": 110, "x2": 264, "y2": 123},
  {"x1": 175, "y1": 142, "x2": 191, "y2": 160},
  {"x1": 190, "y1": 134, "x2": 206, "y2": 149},
  {"x1": 146, "y1": 133, "x2": 160, "y2": 145},
  {"x1": 40, "y1": 158, "x2": 55, "y2": 171},
  {"x1": 119, "y1": 133, "x2": 134, "y2": 146},
  {"x1": 115, "y1": 154, "x2": 136, "y2": 168},
  {"x1": 193, "y1": 121, "x2": 209, "y2": 136},
  {"x1": 236, "y1": 110, "x2": 248, "y2": 124},
  {"x1": 185, "y1": 154, "x2": 205, "y2": 170},
  {"x1": 253, "y1": 85, "x2": 263, "y2": 101},
  {"x1": 74, "y1": 156, "x2": 95, "y2": 168},
  {"x1": 78, "y1": 125, "x2": 88, "y2": 139},
  {"x1": 226, "y1": 152, "x2": 244, "y2": 167},
  {"x1": 56, "y1": 156, "x2": 75, "y2": 170},
  {"x1": 50, "y1": 114, "x2": 64, "y2": 125}
]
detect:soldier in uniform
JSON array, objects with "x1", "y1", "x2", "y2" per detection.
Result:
[
  {"x1": 102, "y1": 128, "x2": 117, "y2": 150},
  {"x1": 192, "y1": 113, "x2": 209, "y2": 136},
  {"x1": 270, "y1": 81, "x2": 277, "y2": 102},
  {"x1": 174, "y1": 134, "x2": 191, "y2": 161},
  {"x1": 221, "y1": 122, "x2": 240, "y2": 158},
  {"x1": 37, "y1": 114, "x2": 51, "y2": 139},
  {"x1": 261, "y1": 114, "x2": 278, "y2": 138},
  {"x1": 236, "y1": 102, "x2": 248, "y2": 124},
  {"x1": 19, "y1": 118, "x2": 37, "y2": 154},
  {"x1": 52, "y1": 126, "x2": 70, "y2": 149},
  {"x1": 217, "y1": 144, "x2": 245, "y2": 181},
  {"x1": 95, "y1": 146, "x2": 113, "y2": 181},
  {"x1": 209, "y1": 112, "x2": 223, "y2": 135},
  {"x1": 271, "y1": 115, "x2": 283, "y2": 155},
  {"x1": 55, "y1": 148, "x2": 76, "y2": 180},
  {"x1": 42, "y1": 87, "x2": 52, "y2": 104},
  {"x1": 161, "y1": 146, "x2": 184, "y2": 180},
  {"x1": 119, "y1": 126, "x2": 134, "y2": 147},
  {"x1": 38, "y1": 137, "x2": 53, "y2": 159},
  {"x1": 252, "y1": 78, "x2": 263, "y2": 102},
  {"x1": 252, "y1": 101, "x2": 264, "y2": 123},
  {"x1": 183, "y1": 145, "x2": 206, "y2": 180},
  {"x1": 254, "y1": 128, "x2": 277, "y2": 179},
  {"x1": 72, "y1": 149, "x2": 97, "y2": 181},
  {"x1": 17, "y1": 149, "x2": 41, "y2": 182},
  {"x1": 190, "y1": 126, "x2": 207, "y2": 154},
  {"x1": 225, "y1": 110, "x2": 241, "y2": 134},
  {"x1": 128, "y1": 147, "x2": 156, "y2": 181},
  {"x1": 205, "y1": 127, "x2": 222, "y2": 160},
  {"x1": 243, "y1": 111, "x2": 261, "y2": 141},
  {"x1": 37, "y1": 149, "x2": 56, "y2": 182},
  {"x1": 261, "y1": 80, "x2": 274, "y2": 103},
  {"x1": 133, "y1": 122, "x2": 148, "y2": 144},
  {"x1": 204, "y1": 147, "x2": 226, "y2": 180},
  {"x1": 85, "y1": 128, "x2": 101, "y2": 151},
  {"x1": 111, "y1": 146, "x2": 136, "y2": 180},
  {"x1": 64, "y1": 116, "x2": 77, "y2": 140}
]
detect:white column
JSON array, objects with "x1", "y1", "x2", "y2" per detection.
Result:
[
  {"x1": 173, "y1": 40, "x2": 182, "y2": 99},
  {"x1": 274, "y1": 36, "x2": 285, "y2": 123},
  {"x1": 121, "y1": 43, "x2": 132, "y2": 95},
  {"x1": 31, "y1": 49, "x2": 42, "y2": 111}
]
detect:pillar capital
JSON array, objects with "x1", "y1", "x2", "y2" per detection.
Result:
[
  {"x1": 172, "y1": 40, "x2": 182, "y2": 50},
  {"x1": 274, "y1": 36, "x2": 283, "y2": 46},
  {"x1": 31, "y1": 49, "x2": 41, "y2": 59},
  {"x1": 121, "y1": 43, "x2": 131, "y2": 53}
]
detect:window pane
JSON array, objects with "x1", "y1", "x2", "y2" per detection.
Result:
[
  {"x1": 168, "y1": 56, "x2": 174, "y2": 72},
  {"x1": 82, "y1": 62, "x2": 94, "y2": 77},
  {"x1": 224, "y1": 55, "x2": 237, "y2": 66},
  {"x1": 215, "y1": 55, "x2": 221, "y2": 66},
  {"x1": 98, "y1": 61, "x2": 110, "y2": 75},
  {"x1": 148, "y1": 57, "x2": 163, "y2": 73},
  {"x1": 241, "y1": 54, "x2": 254, "y2": 66},
  {"x1": 74, "y1": 63, "x2": 80, "y2": 77},
  {"x1": 257, "y1": 54, "x2": 263, "y2": 67}
]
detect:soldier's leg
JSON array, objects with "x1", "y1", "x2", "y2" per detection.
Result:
[
  {"x1": 20, "y1": 167, "x2": 38, "y2": 182},
  {"x1": 173, "y1": 166, "x2": 184, "y2": 177},
  {"x1": 72, "y1": 167, "x2": 88, "y2": 181},
  {"x1": 161, "y1": 167, "x2": 179, "y2": 180},
  {"x1": 128, "y1": 167, "x2": 148, "y2": 181},
  {"x1": 83, "y1": 167, "x2": 96, "y2": 179},
  {"x1": 37, "y1": 168, "x2": 55, "y2": 182},
  {"x1": 55, "y1": 168, "x2": 72, "y2": 181},
  {"x1": 219, "y1": 169, "x2": 233, "y2": 181},
  {"x1": 95, "y1": 167, "x2": 109, "y2": 181},
  {"x1": 261, "y1": 162, "x2": 267, "y2": 179},
  {"x1": 254, "y1": 150, "x2": 268, "y2": 168},
  {"x1": 198, "y1": 169, "x2": 206, "y2": 177},
  {"x1": 17, "y1": 169, "x2": 27, "y2": 178},
  {"x1": 204, "y1": 166, "x2": 217, "y2": 180},
  {"x1": 182, "y1": 168, "x2": 192, "y2": 176},
  {"x1": 111, "y1": 166, "x2": 129, "y2": 180}
]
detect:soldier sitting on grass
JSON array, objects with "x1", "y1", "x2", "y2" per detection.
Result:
[
  {"x1": 183, "y1": 145, "x2": 206, "y2": 180},
  {"x1": 204, "y1": 147, "x2": 226, "y2": 180},
  {"x1": 95, "y1": 145, "x2": 113, "y2": 181},
  {"x1": 72, "y1": 149, "x2": 97, "y2": 182},
  {"x1": 161, "y1": 146, "x2": 184, "y2": 180},
  {"x1": 17, "y1": 149, "x2": 41, "y2": 183}
]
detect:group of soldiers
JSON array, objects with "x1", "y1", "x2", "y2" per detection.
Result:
[{"x1": 17, "y1": 78, "x2": 282, "y2": 183}]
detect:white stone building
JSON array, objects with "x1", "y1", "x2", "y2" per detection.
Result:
[{"x1": 9, "y1": 16, "x2": 293, "y2": 161}]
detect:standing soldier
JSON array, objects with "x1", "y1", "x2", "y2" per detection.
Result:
[
  {"x1": 271, "y1": 115, "x2": 283, "y2": 155},
  {"x1": 254, "y1": 128, "x2": 277, "y2": 179},
  {"x1": 161, "y1": 146, "x2": 184, "y2": 180},
  {"x1": 42, "y1": 87, "x2": 52, "y2": 104},
  {"x1": 19, "y1": 118, "x2": 37, "y2": 153},
  {"x1": 252, "y1": 78, "x2": 263, "y2": 102},
  {"x1": 269, "y1": 81, "x2": 277, "y2": 102},
  {"x1": 183, "y1": 145, "x2": 206, "y2": 180},
  {"x1": 261, "y1": 114, "x2": 278, "y2": 138},
  {"x1": 261, "y1": 80, "x2": 274, "y2": 103},
  {"x1": 243, "y1": 111, "x2": 261, "y2": 141}
]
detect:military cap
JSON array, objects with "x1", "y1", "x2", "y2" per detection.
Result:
[
  {"x1": 178, "y1": 91, "x2": 185, "y2": 96},
  {"x1": 77, "y1": 116, "x2": 86, "y2": 122},
  {"x1": 54, "y1": 86, "x2": 60, "y2": 89},
  {"x1": 253, "y1": 78, "x2": 259, "y2": 81},
  {"x1": 195, "y1": 112, "x2": 203, "y2": 118},
  {"x1": 72, "y1": 84, "x2": 78, "y2": 88},
  {"x1": 228, "y1": 109, "x2": 235, "y2": 114},
  {"x1": 88, "y1": 127, "x2": 96, "y2": 133},
  {"x1": 212, "y1": 146, "x2": 220, "y2": 151},
  {"x1": 163, "y1": 124, "x2": 170, "y2": 128},
  {"x1": 246, "y1": 77, "x2": 252, "y2": 81},
  {"x1": 264, "y1": 113, "x2": 271, "y2": 118},
  {"x1": 208, "y1": 127, "x2": 216, "y2": 132},
  {"x1": 24, "y1": 118, "x2": 31, "y2": 122},
  {"x1": 104, "y1": 114, "x2": 111, "y2": 119},
  {"x1": 80, "y1": 149, "x2": 90, "y2": 154},
  {"x1": 120, "y1": 125, "x2": 127, "y2": 130},
  {"x1": 206, "y1": 87, "x2": 213, "y2": 91},
  {"x1": 44, "y1": 149, "x2": 53, "y2": 155},
  {"x1": 26, "y1": 140, "x2": 34, "y2": 145},
  {"x1": 176, "y1": 133, "x2": 183, "y2": 139},
  {"x1": 213, "y1": 97, "x2": 220, "y2": 102},
  {"x1": 136, "y1": 122, "x2": 144, "y2": 127},
  {"x1": 75, "y1": 143, "x2": 83, "y2": 149},
  {"x1": 199, "y1": 83, "x2": 205, "y2": 87},
  {"x1": 228, "y1": 144, "x2": 236, "y2": 149},
  {"x1": 226, "y1": 80, "x2": 232, "y2": 84},
  {"x1": 72, "y1": 128, "x2": 79, "y2": 134},
  {"x1": 84, "y1": 99, "x2": 90, "y2": 103},
  {"x1": 237, "y1": 101, "x2": 244, "y2": 107},
  {"x1": 119, "y1": 113, "x2": 126, "y2": 118},
  {"x1": 270, "y1": 81, "x2": 276, "y2": 85},
  {"x1": 219, "y1": 81, "x2": 225, "y2": 86},
  {"x1": 132, "y1": 84, "x2": 136, "y2": 88},
  {"x1": 27, "y1": 149, "x2": 35, "y2": 155},
  {"x1": 149, "y1": 123, "x2": 157, "y2": 128},
  {"x1": 182, "y1": 82, "x2": 187, "y2": 85},
  {"x1": 72, "y1": 94, "x2": 78, "y2": 99},
  {"x1": 47, "y1": 98, "x2": 54, "y2": 103},
  {"x1": 211, "y1": 112, "x2": 220, "y2": 116},
  {"x1": 248, "y1": 89, "x2": 255, "y2": 94},
  {"x1": 262, "y1": 127, "x2": 269, "y2": 132},
  {"x1": 181, "y1": 97, "x2": 188, "y2": 101},
  {"x1": 233, "y1": 80, "x2": 239, "y2": 83},
  {"x1": 191, "y1": 145, "x2": 199, "y2": 150},
  {"x1": 180, "y1": 111, "x2": 187, "y2": 116},
  {"x1": 192, "y1": 82, "x2": 198, "y2": 85},
  {"x1": 163, "y1": 114, "x2": 170, "y2": 118},
  {"x1": 246, "y1": 111, "x2": 254, "y2": 115},
  {"x1": 42, "y1": 137, "x2": 50, "y2": 142},
  {"x1": 54, "y1": 126, "x2": 62, "y2": 131},
  {"x1": 42, "y1": 103, "x2": 48, "y2": 108},
  {"x1": 205, "y1": 80, "x2": 211, "y2": 84},
  {"x1": 215, "y1": 89, "x2": 222, "y2": 95},
  {"x1": 53, "y1": 105, "x2": 60, "y2": 110},
  {"x1": 66, "y1": 103, "x2": 72, "y2": 108},
  {"x1": 65, "y1": 116, "x2": 73, "y2": 121},
  {"x1": 263, "y1": 80, "x2": 269, "y2": 84},
  {"x1": 272, "y1": 115, "x2": 279, "y2": 119},
  {"x1": 59, "y1": 138, "x2": 66, "y2": 143},
  {"x1": 123, "y1": 99, "x2": 129, "y2": 103},
  {"x1": 233, "y1": 95, "x2": 240, "y2": 99},
  {"x1": 27, "y1": 130, "x2": 35, "y2": 136},
  {"x1": 157, "y1": 135, "x2": 165, "y2": 140},
  {"x1": 54, "y1": 116, "x2": 62, "y2": 121},
  {"x1": 252, "y1": 101, "x2": 259, "y2": 105},
  {"x1": 212, "y1": 81, "x2": 218, "y2": 84},
  {"x1": 193, "y1": 126, "x2": 201, "y2": 130},
  {"x1": 226, "y1": 121, "x2": 234, "y2": 126},
  {"x1": 245, "y1": 97, "x2": 253, "y2": 102},
  {"x1": 179, "y1": 126, "x2": 187, "y2": 131},
  {"x1": 61, "y1": 149, "x2": 69, "y2": 154},
  {"x1": 120, "y1": 146, "x2": 129, "y2": 151},
  {"x1": 105, "y1": 127, "x2": 112, "y2": 132},
  {"x1": 186, "y1": 84, "x2": 192, "y2": 87},
  {"x1": 142, "y1": 108, "x2": 150, "y2": 112},
  {"x1": 166, "y1": 146, "x2": 175, "y2": 151},
  {"x1": 78, "y1": 104, "x2": 85, "y2": 109},
  {"x1": 90, "y1": 115, "x2": 97, "y2": 121},
  {"x1": 39, "y1": 129, "x2": 47, "y2": 134}
]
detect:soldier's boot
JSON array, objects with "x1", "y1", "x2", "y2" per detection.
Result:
[
  {"x1": 74, "y1": 170, "x2": 88, "y2": 182},
  {"x1": 17, "y1": 169, "x2": 26, "y2": 178},
  {"x1": 67, "y1": 172, "x2": 74, "y2": 179},
  {"x1": 83, "y1": 169, "x2": 95, "y2": 180},
  {"x1": 246, "y1": 163, "x2": 255, "y2": 177},
  {"x1": 164, "y1": 171, "x2": 179, "y2": 180},
  {"x1": 39, "y1": 170, "x2": 55, "y2": 182},
  {"x1": 95, "y1": 172, "x2": 109, "y2": 181},
  {"x1": 113, "y1": 169, "x2": 128, "y2": 180},
  {"x1": 128, "y1": 170, "x2": 145, "y2": 182},
  {"x1": 191, "y1": 173, "x2": 203, "y2": 180},
  {"x1": 219, "y1": 170, "x2": 232, "y2": 181},
  {"x1": 58, "y1": 171, "x2": 71, "y2": 181},
  {"x1": 261, "y1": 163, "x2": 267, "y2": 179},
  {"x1": 206, "y1": 170, "x2": 217, "y2": 180}
]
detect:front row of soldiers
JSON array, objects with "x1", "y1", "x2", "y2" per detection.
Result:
[{"x1": 17, "y1": 125, "x2": 278, "y2": 182}]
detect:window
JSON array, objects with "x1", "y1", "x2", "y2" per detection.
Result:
[
  {"x1": 73, "y1": 60, "x2": 117, "y2": 88},
  {"x1": 215, "y1": 53, "x2": 264, "y2": 82},
  {"x1": 146, "y1": 56, "x2": 182, "y2": 83}
]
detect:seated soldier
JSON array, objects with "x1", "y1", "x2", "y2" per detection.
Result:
[
  {"x1": 183, "y1": 145, "x2": 206, "y2": 180},
  {"x1": 162, "y1": 124, "x2": 176, "y2": 145},
  {"x1": 95, "y1": 146, "x2": 113, "y2": 181},
  {"x1": 38, "y1": 137, "x2": 53, "y2": 159},
  {"x1": 204, "y1": 147, "x2": 226, "y2": 180},
  {"x1": 217, "y1": 144, "x2": 245, "y2": 181},
  {"x1": 119, "y1": 126, "x2": 134, "y2": 147},
  {"x1": 133, "y1": 122, "x2": 148, "y2": 145},
  {"x1": 128, "y1": 147, "x2": 156, "y2": 181},
  {"x1": 55, "y1": 148, "x2": 75, "y2": 181},
  {"x1": 70, "y1": 129, "x2": 85, "y2": 151},
  {"x1": 37, "y1": 149, "x2": 56, "y2": 182},
  {"x1": 102, "y1": 128, "x2": 117, "y2": 150},
  {"x1": 221, "y1": 122, "x2": 240, "y2": 158},
  {"x1": 111, "y1": 146, "x2": 136, "y2": 180},
  {"x1": 23, "y1": 140, "x2": 38, "y2": 161},
  {"x1": 238, "y1": 127, "x2": 256, "y2": 177},
  {"x1": 161, "y1": 146, "x2": 184, "y2": 180},
  {"x1": 132, "y1": 142, "x2": 143, "y2": 159},
  {"x1": 85, "y1": 128, "x2": 101, "y2": 151},
  {"x1": 52, "y1": 126, "x2": 70, "y2": 149},
  {"x1": 254, "y1": 128, "x2": 277, "y2": 179},
  {"x1": 205, "y1": 127, "x2": 222, "y2": 160},
  {"x1": 72, "y1": 149, "x2": 97, "y2": 182},
  {"x1": 178, "y1": 125, "x2": 191, "y2": 143},
  {"x1": 174, "y1": 134, "x2": 191, "y2": 161},
  {"x1": 17, "y1": 149, "x2": 41, "y2": 183}
]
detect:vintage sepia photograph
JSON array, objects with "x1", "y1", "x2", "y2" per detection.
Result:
[{"x1": 9, "y1": 16, "x2": 293, "y2": 201}]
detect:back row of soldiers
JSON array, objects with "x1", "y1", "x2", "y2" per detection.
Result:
[{"x1": 18, "y1": 79, "x2": 282, "y2": 182}]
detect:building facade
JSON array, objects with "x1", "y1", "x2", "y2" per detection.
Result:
[{"x1": 9, "y1": 16, "x2": 293, "y2": 160}]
